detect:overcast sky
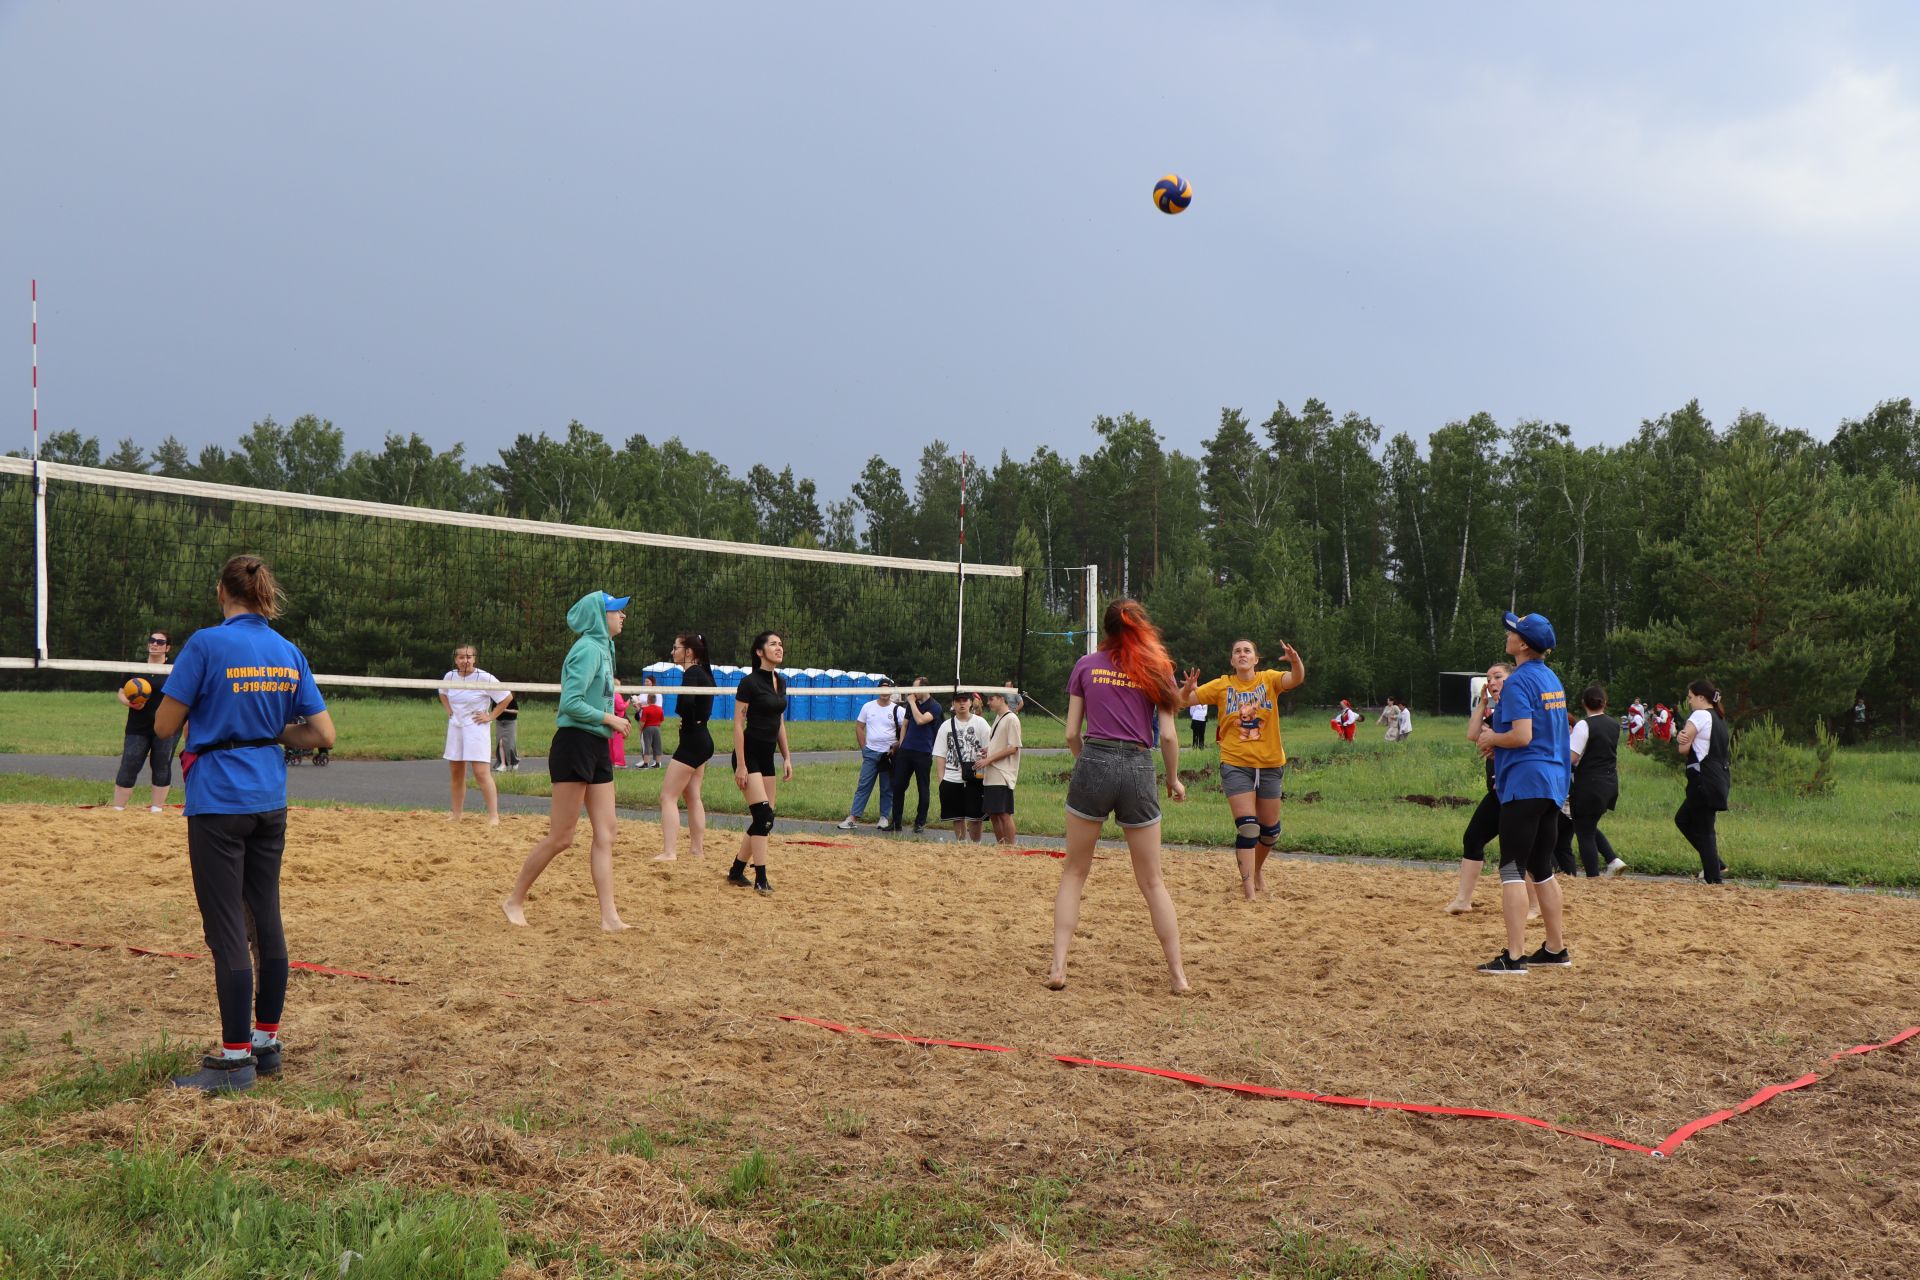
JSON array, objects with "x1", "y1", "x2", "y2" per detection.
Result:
[{"x1": 4, "y1": 2, "x2": 1917, "y2": 489}]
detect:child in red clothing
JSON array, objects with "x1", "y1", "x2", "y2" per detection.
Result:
[
  {"x1": 638, "y1": 678, "x2": 666, "y2": 768},
  {"x1": 609, "y1": 692, "x2": 630, "y2": 768}
]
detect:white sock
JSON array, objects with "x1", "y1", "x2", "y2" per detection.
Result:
[
  {"x1": 221, "y1": 1045, "x2": 252, "y2": 1060},
  {"x1": 251, "y1": 1028, "x2": 277, "y2": 1048}
]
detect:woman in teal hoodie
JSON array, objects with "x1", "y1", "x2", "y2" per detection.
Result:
[{"x1": 503, "y1": 591, "x2": 633, "y2": 931}]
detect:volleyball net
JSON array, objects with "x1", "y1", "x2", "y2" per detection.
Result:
[{"x1": 0, "y1": 458, "x2": 1053, "y2": 714}]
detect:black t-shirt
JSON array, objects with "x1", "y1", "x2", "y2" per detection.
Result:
[
  {"x1": 735, "y1": 668, "x2": 786, "y2": 743},
  {"x1": 124, "y1": 673, "x2": 169, "y2": 737},
  {"x1": 496, "y1": 701, "x2": 518, "y2": 722},
  {"x1": 680, "y1": 664, "x2": 715, "y2": 725},
  {"x1": 1480, "y1": 710, "x2": 1496, "y2": 791}
]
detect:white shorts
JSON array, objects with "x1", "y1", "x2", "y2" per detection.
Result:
[{"x1": 443, "y1": 718, "x2": 492, "y2": 763}]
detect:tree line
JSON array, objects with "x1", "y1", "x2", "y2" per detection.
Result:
[{"x1": 13, "y1": 395, "x2": 1918, "y2": 734}]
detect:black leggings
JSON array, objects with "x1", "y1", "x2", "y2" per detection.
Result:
[
  {"x1": 187, "y1": 810, "x2": 290, "y2": 1048},
  {"x1": 1675, "y1": 794, "x2": 1723, "y2": 883},
  {"x1": 1461, "y1": 790, "x2": 1500, "y2": 860},
  {"x1": 1190, "y1": 718, "x2": 1206, "y2": 749},
  {"x1": 1497, "y1": 797, "x2": 1559, "y2": 883},
  {"x1": 1570, "y1": 807, "x2": 1616, "y2": 877},
  {"x1": 890, "y1": 748, "x2": 933, "y2": 828}
]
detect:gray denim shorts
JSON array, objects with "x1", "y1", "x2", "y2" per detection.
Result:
[
  {"x1": 1065, "y1": 738, "x2": 1161, "y2": 828},
  {"x1": 116, "y1": 731, "x2": 181, "y2": 789},
  {"x1": 1219, "y1": 763, "x2": 1284, "y2": 800}
]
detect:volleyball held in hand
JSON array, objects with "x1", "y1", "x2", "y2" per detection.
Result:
[
  {"x1": 123, "y1": 677, "x2": 152, "y2": 709},
  {"x1": 1152, "y1": 173, "x2": 1192, "y2": 215}
]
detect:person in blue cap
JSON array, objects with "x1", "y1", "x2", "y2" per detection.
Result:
[
  {"x1": 152, "y1": 553, "x2": 335, "y2": 1092},
  {"x1": 1474, "y1": 611, "x2": 1573, "y2": 974},
  {"x1": 502, "y1": 590, "x2": 634, "y2": 931}
]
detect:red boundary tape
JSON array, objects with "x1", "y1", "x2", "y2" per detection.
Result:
[{"x1": 781, "y1": 1012, "x2": 1919, "y2": 1160}]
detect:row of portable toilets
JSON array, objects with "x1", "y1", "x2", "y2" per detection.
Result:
[{"x1": 631, "y1": 664, "x2": 892, "y2": 722}]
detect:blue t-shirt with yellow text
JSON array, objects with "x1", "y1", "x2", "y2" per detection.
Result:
[
  {"x1": 166, "y1": 614, "x2": 326, "y2": 816},
  {"x1": 1491, "y1": 658, "x2": 1570, "y2": 804}
]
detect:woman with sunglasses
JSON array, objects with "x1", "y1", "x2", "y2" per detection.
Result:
[{"x1": 112, "y1": 629, "x2": 182, "y2": 813}]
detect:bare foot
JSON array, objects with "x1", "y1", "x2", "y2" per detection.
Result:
[
  {"x1": 1526, "y1": 907, "x2": 1542, "y2": 922},
  {"x1": 1170, "y1": 978, "x2": 1192, "y2": 995},
  {"x1": 1045, "y1": 973, "x2": 1067, "y2": 990},
  {"x1": 1240, "y1": 879, "x2": 1258, "y2": 902},
  {"x1": 501, "y1": 897, "x2": 528, "y2": 926},
  {"x1": 1444, "y1": 900, "x2": 1474, "y2": 915},
  {"x1": 653, "y1": 853, "x2": 679, "y2": 862},
  {"x1": 1253, "y1": 875, "x2": 1267, "y2": 898},
  {"x1": 487, "y1": 817, "x2": 501, "y2": 827},
  {"x1": 602, "y1": 916, "x2": 631, "y2": 932}
]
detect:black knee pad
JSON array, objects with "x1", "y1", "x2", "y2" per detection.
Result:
[
  {"x1": 748, "y1": 802, "x2": 775, "y2": 837},
  {"x1": 1258, "y1": 821, "x2": 1282, "y2": 848},
  {"x1": 1234, "y1": 815, "x2": 1260, "y2": 850}
]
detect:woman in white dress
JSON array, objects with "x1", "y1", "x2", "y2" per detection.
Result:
[{"x1": 440, "y1": 644, "x2": 512, "y2": 824}]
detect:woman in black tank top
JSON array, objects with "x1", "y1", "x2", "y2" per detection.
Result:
[
  {"x1": 1567, "y1": 684, "x2": 1623, "y2": 877},
  {"x1": 656, "y1": 631, "x2": 714, "y2": 862},
  {"x1": 1674, "y1": 678, "x2": 1732, "y2": 883}
]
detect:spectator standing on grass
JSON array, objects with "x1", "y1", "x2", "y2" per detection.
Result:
[
  {"x1": 1179, "y1": 637, "x2": 1305, "y2": 902},
  {"x1": 979, "y1": 688, "x2": 1024, "y2": 844},
  {"x1": 1188, "y1": 700, "x2": 1208, "y2": 750},
  {"x1": 1379, "y1": 697, "x2": 1402, "y2": 742},
  {"x1": 609, "y1": 691, "x2": 630, "y2": 769},
  {"x1": 728, "y1": 631, "x2": 793, "y2": 894},
  {"x1": 439, "y1": 644, "x2": 511, "y2": 825},
  {"x1": 1852, "y1": 696, "x2": 1868, "y2": 744},
  {"x1": 1566, "y1": 684, "x2": 1624, "y2": 878},
  {"x1": 637, "y1": 678, "x2": 665, "y2": 768},
  {"x1": 887, "y1": 677, "x2": 941, "y2": 834},
  {"x1": 1398, "y1": 700, "x2": 1413, "y2": 741},
  {"x1": 1674, "y1": 678, "x2": 1732, "y2": 884},
  {"x1": 112, "y1": 627, "x2": 181, "y2": 813},
  {"x1": 1331, "y1": 701, "x2": 1359, "y2": 741},
  {"x1": 931, "y1": 691, "x2": 991, "y2": 841},
  {"x1": 1475, "y1": 611, "x2": 1572, "y2": 975},
  {"x1": 152, "y1": 554, "x2": 335, "y2": 1093},
  {"x1": 837, "y1": 678, "x2": 898, "y2": 829},
  {"x1": 491, "y1": 692, "x2": 520, "y2": 773},
  {"x1": 1049, "y1": 598, "x2": 1190, "y2": 994},
  {"x1": 501, "y1": 591, "x2": 633, "y2": 931},
  {"x1": 655, "y1": 632, "x2": 714, "y2": 862}
]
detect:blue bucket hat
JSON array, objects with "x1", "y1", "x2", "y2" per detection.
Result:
[{"x1": 1503, "y1": 611, "x2": 1556, "y2": 652}]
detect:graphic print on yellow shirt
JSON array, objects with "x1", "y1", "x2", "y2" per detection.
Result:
[{"x1": 1192, "y1": 670, "x2": 1295, "y2": 768}]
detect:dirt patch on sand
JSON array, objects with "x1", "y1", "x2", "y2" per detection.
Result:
[{"x1": 3, "y1": 805, "x2": 1917, "y2": 1277}]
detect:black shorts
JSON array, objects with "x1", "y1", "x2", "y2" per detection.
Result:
[
  {"x1": 982, "y1": 784, "x2": 1015, "y2": 816},
  {"x1": 548, "y1": 726, "x2": 614, "y2": 785},
  {"x1": 940, "y1": 777, "x2": 984, "y2": 821},
  {"x1": 734, "y1": 739, "x2": 778, "y2": 777},
  {"x1": 1496, "y1": 796, "x2": 1559, "y2": 883},
  {"x1": 672, "y1": 722, "x2": 715, "y2": 769}
]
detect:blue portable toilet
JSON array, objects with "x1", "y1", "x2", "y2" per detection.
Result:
[
  {"x1": 643, "y1": 661, "x2": 681, "y2": 717},
  {"x1": 712, "y1": 664, "x2": 744, "y2": 721},
  {"x1": 782, "y1": 667, "x2": 812, "y2": 721},
  {"x1": 822, "y1": 669, "x2": 850, "y2": 720},
  {"x1": 800, "y1": 668, "x2": 825, "y2": 724}
]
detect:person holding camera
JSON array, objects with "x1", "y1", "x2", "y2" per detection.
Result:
[{"x1": 930, "y1": 691, "x2": 991, "y2": 842}]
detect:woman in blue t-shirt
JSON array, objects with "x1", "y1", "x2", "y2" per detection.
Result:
[
  {"x1": 152, "y1": 554, "x2": 334, "y2": 1093},
  {"x1": 1473, "y1": 611, "x2": 1572, "y2": 975}
]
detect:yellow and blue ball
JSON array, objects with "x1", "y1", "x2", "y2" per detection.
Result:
[
  {"x1": 123, "y1": 677, "x2": 152, "y2": 709},
  {"x1": 1152, "y1": 173, "x2": 1192, "y2": 215}
]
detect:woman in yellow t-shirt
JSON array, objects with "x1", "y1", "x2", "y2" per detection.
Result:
[{"x1": 1178, "y1": 638, "x2": 1305, "y2": 900}]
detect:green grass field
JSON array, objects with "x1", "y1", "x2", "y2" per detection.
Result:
[
  {"x1": 0, "y1": 691, "x2": 1068, "y2": 760},
  {"x1": 5, "y1": 690, "x2": 1916, "y2": 886}
]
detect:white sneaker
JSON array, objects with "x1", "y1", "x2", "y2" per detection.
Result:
[
  {"x1": 148, "y1": 806, "x2": 164, "y2": 814},
  {"x1": 1604, "y1": 857, "x2": 1625, "y2": 878},
  {"x1": 835, "y1": 817, "x2": 858, "y2": 830}
]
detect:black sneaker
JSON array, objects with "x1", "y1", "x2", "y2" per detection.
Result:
[
  {"x1": 1476, "y1": 952, "x2": 1528, "y2": 976},
  {"x1": 1524, "y1": 945, "x2": 1572, "y2": 968},
  {"x1": 253, "y1": 1039, "x2": 283, "y2": 1076},
  {"x1": 726, "y1": 870, "x2": 753, "y2": 889},
  {"x1": 754, "y1": 878, "x2": 774, "y2": 896},
  {"x1": 912, "y1": 823, "x2": 925, "y2": 835},
  {"x1": 170, "y1": 1053, "x2": 257, "y2": 1093}
]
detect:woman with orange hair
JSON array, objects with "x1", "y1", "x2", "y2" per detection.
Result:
[{"x1": 1048, "y1": 598, "x2": 1190, "y2": 994}]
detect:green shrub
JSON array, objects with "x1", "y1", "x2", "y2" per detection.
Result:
[{"x1": 1733, "y1": 716, "x2": 1837, "y2": 797}]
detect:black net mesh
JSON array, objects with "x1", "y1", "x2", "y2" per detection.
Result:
[{"x1": 1, "y1": 471, "x2": 1030, "y2": 689}]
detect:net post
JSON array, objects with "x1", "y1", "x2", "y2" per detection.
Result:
[
  {"x1": 1015, "y1": 569, "x2": 1028, "y2": 693},
  {"x1": 953, "y1": 451, "x2": 968, "y2": 691},
  {"x1": 1083, "y1": 564, "x2": 1098, "y2": 657},
  {"x1": 30, "y1": 281, "x2": 48, "y2": 666}
]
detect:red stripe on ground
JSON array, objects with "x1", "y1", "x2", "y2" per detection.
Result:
[
  {"x1": 1831, "y1": 1025, "x2": 1920, "y2": 1058},
  {"x1": 776, "y1": 1014, "x2": 1015, "y2": 1052}
]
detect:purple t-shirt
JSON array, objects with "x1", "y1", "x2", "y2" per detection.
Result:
[{"x1": 1069, "y1": 652, "x2": 1159, "y2": 746}]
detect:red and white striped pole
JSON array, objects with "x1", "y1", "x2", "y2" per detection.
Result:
[
  {"x1": 31, "y1": 280, "x2": 50, "y2": 663},
  {"x1": 953, "y1": 452, "x2": 970, "y2": 693}
]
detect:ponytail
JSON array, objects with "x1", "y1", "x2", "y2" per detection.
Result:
[
  {"x1": 1100, "y1": 598, "x2": 1181, "y2": 712},
  {"x1": 218, "y1": 554, "x2": 284, "y2": 620}
]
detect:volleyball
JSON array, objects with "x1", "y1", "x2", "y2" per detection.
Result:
[
  {"x1": 123, "y1": 677, "x2": 152, "y2": 708},
  {"x1": 1152, "y1": 174, "x2": 1192, "y2": 215}
]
